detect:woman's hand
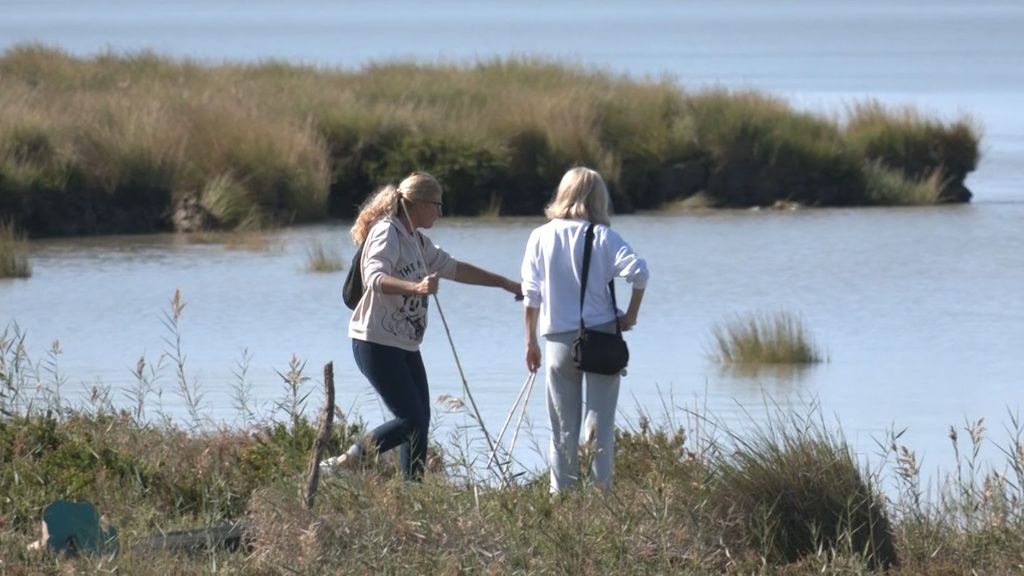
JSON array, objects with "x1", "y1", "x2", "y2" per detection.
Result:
[
  {"x1": 503, "y1": 277, "x2": 524, "y2": 300},
  {"x1": 415, "y1": 273, "x2": 440, "y2": 296},
  {"x1": 620, "y1": 288, "x2": 644, "y2": 331},
  {"x1": 526, "y1": 340, "x2": 542, "y2": 373},
  {"x1": 453, "y1": 262, "x2": 522, "y2": 300},
  {"x1": 620, "y1": 310, "x2": 638, "y2": 331}
]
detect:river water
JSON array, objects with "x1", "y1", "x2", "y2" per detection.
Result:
[{"x1": 2, "y1": 0, "x2": 1023, "y2": 483}]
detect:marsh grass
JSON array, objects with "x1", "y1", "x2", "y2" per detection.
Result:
[
  {"x1": 4, "y1": 344, "x2": 1024, "y2": 573},
  {"x1": 0, "y1": 45, "x2": 980, "y2": 237},
  {"x1": 304, "y1": 238, "x2": 343, "y2": 273},
  {"x1": 199, "y1": 173, "x2": 260, "y2": 229},
  {"x1": 863, "y1": 160, "x2": 945, "y2": 206},
  {"x1": 708, "y1": 409, "x2": 898, "y2": 569},
  {"x1": 711, "y1": 311, "x2": 825, "y2": 365},
  {"x1": 6, "y1": 299, "x2": 1024, "y2": 573},
  {"x1": 847, "y1": 101, "x2": 981, "y2": 181},
  {"x1": 0, "y1": 221, "x2": 31, "y2": 278}
]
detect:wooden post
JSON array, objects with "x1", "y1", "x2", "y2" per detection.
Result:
[{"x1": 303, "y1": 362, "x2": 335, "y2": 511}]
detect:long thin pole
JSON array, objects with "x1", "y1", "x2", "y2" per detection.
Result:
[
  {"x1": 502, "y1": 371, "x2": 537, "y2": 486},
  {"x1": 431, "y1": 294, "x2": 500, "y2": 463},
  {"x1": 487, "y1": 371, "x2": 534, "y2": 469},
  {"x1": 398, "y1": 201, "x2": 501, "y2": 480}
]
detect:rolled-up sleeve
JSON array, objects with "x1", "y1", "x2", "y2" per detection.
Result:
[
  {"x1": 608, "y1": 229, "x2": 650, "y2": 289},
  {"x1": 520, "y1": 229, "x2": 544, "y2": 308},
  {"x1": 362, "y1": 224, "x2": 397, "y2": 293}
]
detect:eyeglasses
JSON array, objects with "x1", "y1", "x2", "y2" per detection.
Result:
[{"x1": 420, "y1": 200, "x2": 443, "y2": 214}]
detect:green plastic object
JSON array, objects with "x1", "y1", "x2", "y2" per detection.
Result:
[{"x1": 41, "y1": 500, "x2": 118, "y2": 555}]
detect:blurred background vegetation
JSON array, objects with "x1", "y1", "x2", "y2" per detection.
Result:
[{"x1": 0, "y1": 45, "x2": 980, "y2": 238}]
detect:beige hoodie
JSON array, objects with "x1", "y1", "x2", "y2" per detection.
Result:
[{"x1": 348, "y1": 216, "x2": 458, "y2": 351}]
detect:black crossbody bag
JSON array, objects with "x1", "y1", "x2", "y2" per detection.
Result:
[
  {"x1": 342, "y1": 242, "x2": 364, "y2": 310},
  {"x1": 571, "y1": 223, "x2": 629, "y2": 375}
]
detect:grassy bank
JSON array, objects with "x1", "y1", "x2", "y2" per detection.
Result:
[
  {"x1": 4, "y1": 384, "x2": 1024, "y2": 573},
  {"x1": 4, "y1": 323, "x2": 1024, "y2": 573},
  {"x1": 0, "y1": 45, "x2": 980, "y2": 237}
]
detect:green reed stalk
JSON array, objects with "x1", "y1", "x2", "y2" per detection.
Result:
[{"x1": 161, "y1": 289, "x2": 207, "y2": 429}]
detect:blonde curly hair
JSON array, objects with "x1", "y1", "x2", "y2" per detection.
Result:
[{"x1": 350, "y1": 172, "x2": 443, "y2": 244}]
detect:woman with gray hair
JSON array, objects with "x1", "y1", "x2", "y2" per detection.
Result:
[
  {"x1": 322, "y1": 172, "x2": 521, "y2": 481},
  {"x1": 521, "y1": 167, "x2": 650, "y2": 493}
]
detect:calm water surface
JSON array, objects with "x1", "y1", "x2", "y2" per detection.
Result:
[{"x1": 2, "y1": 0, "x2": 1023, "y2": 481}]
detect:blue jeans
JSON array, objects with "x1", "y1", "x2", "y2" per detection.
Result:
[{"x1": 352, "y1": 339, "x2": 431, "y2": 480}]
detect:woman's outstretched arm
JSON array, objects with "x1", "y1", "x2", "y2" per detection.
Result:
[{"x1": 454, "y1": 261, "x2": 522, "y2": 297}]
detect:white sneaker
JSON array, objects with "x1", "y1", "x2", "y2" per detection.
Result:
[{"x1": 319, "y1": 451, "x2": 359, "y2": 477}]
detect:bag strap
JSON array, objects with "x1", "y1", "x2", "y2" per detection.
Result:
[{"x1": 578, "y1": 223, "x2": 621, "y2": 334}]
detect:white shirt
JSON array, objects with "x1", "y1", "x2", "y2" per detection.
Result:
[
  {"x1": 348, "y1": 216, "x2": 459, "y2": 351},
  {"x1": 521, "y1": 219, "x2": 649, "y2": 337}
]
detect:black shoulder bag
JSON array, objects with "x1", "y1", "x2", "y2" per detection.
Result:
[
  {"x1": 342, "y1": 243, "x2": 364, "y2": 310},
  {"x1": 571, "y1": 223, "x2": 629, "y2": 375}
]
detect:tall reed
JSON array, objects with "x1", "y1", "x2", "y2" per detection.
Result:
[
  {"x1": 0, "y1": 221, "x2": 31, "y2": 278},
  {"x1": 161, "y1": 289, "x2": 206, "y2": 429}
]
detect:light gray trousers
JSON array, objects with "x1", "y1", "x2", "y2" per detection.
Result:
[{"x1": 545, "y1": 322, "x2": 621, "y2": 493}]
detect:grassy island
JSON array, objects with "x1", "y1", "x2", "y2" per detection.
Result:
[{"x1": 0, "y1": 45, "x2": 980, "y2": 237}]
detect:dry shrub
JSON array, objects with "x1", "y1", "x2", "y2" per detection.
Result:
[{"x1": 245, "y1": 485, "x2": 323, "y2": 572}]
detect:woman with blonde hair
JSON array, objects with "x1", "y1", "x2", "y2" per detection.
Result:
[
  {"x1": 322, "y1": 172, "x2": 521, "y2": 480},
  {"x1": 521, "y1": 167, "x2": 649, "y2": 493}
]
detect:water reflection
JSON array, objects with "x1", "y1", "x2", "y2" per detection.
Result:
[{"x1": 717, "y1": 363, "x2": 818, "y2": 386}]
